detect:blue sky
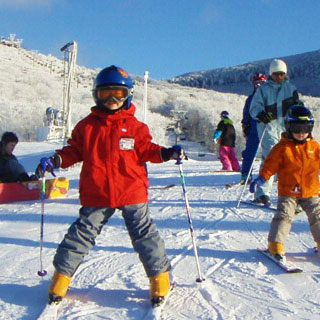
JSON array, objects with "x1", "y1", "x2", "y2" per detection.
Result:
[{"x1": 1, "y1": 0, "x2": 320, "y2": 79}]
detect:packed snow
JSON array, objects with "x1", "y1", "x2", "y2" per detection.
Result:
[
  {"x1": 1, "y1": 43, "x2": 320, "y2": 320},
  {"x1": 1, "y1": 141, "x2": 320, "y2": 319}
]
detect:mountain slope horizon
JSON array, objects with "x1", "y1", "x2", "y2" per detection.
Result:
[{"x1": 169, "y1": 49, "x2": 320, "y2": 97}]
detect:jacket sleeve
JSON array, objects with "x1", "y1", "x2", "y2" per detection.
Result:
[
  {"x1": 134, "y1": 122, "x2": 163, "y2": 163},
  {"x1": 242, "y1": 96, "x2": 253, "y2": 136},
  {"x1": 259, "y1": 144, "x2": 282, "y2": 181},
  {"x1": 249, "y1": 87, "x2": 265, "y2": 120},
  {"x1": 56, "y1": 123, "x2": 84, "y2": 168},
  {"x1": 242, "y1": 96, "x2": 252, "y2": 126},
  {"x1": 213, "y1": 130, "x2": 222, "y2": 140}
]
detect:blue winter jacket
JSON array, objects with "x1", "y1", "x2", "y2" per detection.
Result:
[
  {"x1": 241, "y1": 92, "x2": 257, "y2": 138},
  {"x1": 249, "y1": 78, "x2": 298, "y2": 157}
]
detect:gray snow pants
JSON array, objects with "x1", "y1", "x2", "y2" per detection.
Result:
[
  {"x1": 53, "y1": 203, "x2": 171, "y2": 278},
  {"x1": 268, "y1": 196, "x2": 320, "y2": 244}
]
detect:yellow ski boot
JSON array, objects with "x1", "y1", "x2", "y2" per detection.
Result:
[
  {"x1": 149, "y1": 271, "x2": 170, "y2": 303},
  {"x1": 48, "y1": 270, "x2": 71, "y2": 304},
  {"x1": 268, "y1": 241, "x2": 285, "y2": 261}
]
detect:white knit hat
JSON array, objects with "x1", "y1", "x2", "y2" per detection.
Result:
[{"x1": 269, "y1": 59, "x2": 287, "y2": 75}]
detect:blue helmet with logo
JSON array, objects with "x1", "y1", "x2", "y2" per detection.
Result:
[
  {"x1": 284, "y1": 104, "x2": 314, "y2": 138},
  {"x1": 92, "y1": 65, "x2": 134, "y2": 109}
]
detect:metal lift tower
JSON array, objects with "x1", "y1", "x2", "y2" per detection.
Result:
[{"x1": 60, "y1": 41, "x2": 78, "y2": 141}]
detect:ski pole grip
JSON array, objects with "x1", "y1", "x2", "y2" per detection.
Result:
[{"x1": 40, "y1": 157, "x2": 56, "y2": 177}]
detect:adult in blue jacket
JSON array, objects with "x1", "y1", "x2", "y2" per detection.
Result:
[
  {"x1": 240, "y1": 73, "x2": 267, "y2": 184},
  {"x1": 249, "y1": 59, "x2": 299, "y2": 205}
]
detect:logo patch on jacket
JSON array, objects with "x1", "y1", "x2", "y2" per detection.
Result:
[{"x1": 119, "y1": 137, "x2": 135, "y2": 150}]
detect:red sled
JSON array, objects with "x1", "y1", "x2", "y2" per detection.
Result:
[{"x1": 0, "y1": 178, "x2": 69, "y2": 204}]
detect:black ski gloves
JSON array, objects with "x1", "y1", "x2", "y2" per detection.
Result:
[
  {"x1": 160, "y1": 145, "x2": 188, "y2": 162},
  {"x1": 161, "y1": 148, "x2": 175, "y2": 162},
  {"x1": 257, "y1": 111, "x2": 273, "y2": 124}
]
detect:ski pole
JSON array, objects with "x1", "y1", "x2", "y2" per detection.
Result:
[
  {"x1": 236, "y1": 125, "x2": 267, "y2": 208},
  {"x1": 176, "y1": 156, "x2": 205, "y2": 283},
  {"x1": 38, "y1": 173, "x2": 47, "y2": 277},
  {"x1": 37, "y1": 157, "x2": 56, "y2": 277}
]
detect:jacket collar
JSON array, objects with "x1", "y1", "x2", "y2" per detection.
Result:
[
  {"x1": 266, "y1": 78, "x2": 288, "y2": 89},
  {"x1": 91, "y1": 103, "x2": 136, "y2": 120}
]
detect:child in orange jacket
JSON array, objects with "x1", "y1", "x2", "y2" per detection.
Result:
[{"x1": 250, "y1": 104, "x2": 320, "y2": 261}]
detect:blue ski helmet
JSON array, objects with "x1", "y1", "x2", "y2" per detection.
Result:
[
  {"x1": 92, "y1": 65, "x2": 134, "y2": 109},
  {"x1": 284, "y1": 104, "x2": 314, "y2": 137}
]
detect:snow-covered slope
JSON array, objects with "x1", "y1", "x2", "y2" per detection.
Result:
[
  {"x1": 1, "y1": 44, "x2": 320, "y2": 157},
  {"x1": 1, "y1": 142, "x2": 320, "y2": 319}
]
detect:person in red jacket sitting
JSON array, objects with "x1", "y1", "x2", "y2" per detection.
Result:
[
  {"x1": 250, "y1": 104, "x2": 320, "y2": 261},
  {"x1": 37, "y1": 66, "x2": 185, "y2": 306}
]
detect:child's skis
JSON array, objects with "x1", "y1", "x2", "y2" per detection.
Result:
[{"x1": 257, "y1": 248, "x2": 303, "y2": 273}]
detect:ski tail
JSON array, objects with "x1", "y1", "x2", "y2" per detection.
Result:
[{"x1": 37, "y1": 302, "x2": 60, "y2": 320}]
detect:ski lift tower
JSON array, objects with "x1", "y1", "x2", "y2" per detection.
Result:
[
  {"x1": 170, "y1": 110, "x2": 188, "y2": 144},
  {"x1": 60, "y1": 41, "x2": 78, "y2": 141}
]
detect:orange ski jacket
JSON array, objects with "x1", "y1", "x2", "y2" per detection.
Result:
[
  {"x1": 259, "y1": 133, "x2": 320, "y2": 198},
  {"x1": 57, "y1": 104, "x2": 164, "y2": 207}
]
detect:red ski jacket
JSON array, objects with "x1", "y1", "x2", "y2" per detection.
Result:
[{"x1": 56, "y1": 104, "x2": 164, "y2": 207}]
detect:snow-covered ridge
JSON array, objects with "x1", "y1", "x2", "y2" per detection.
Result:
[
  {"x1": 169, "y1": 50, "x2": 320, "y2": 97},
  {"x1": 1, "y1": 44, "x2": 320, "y2": 155}
]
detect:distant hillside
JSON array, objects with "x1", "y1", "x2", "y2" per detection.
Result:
[
  {"x1": 1, "y1": 43, "x2": 320, "y2": 157},
  {"x1": 169, "y1": 50, "x2": 320, "y2": 97}
]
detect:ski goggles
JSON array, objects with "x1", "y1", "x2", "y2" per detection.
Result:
[
  {"x1": 290, "y1": 122, "x2": 313, "y2": 134},
  {"x1": 96, "y1": 86, "x2": 132, "y2": 103}
]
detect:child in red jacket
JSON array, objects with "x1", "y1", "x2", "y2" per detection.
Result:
[
  {"x1": 38, "y1": 66, "x2": 184, "y2": 306},
  {"x1": 250, "y1": 105, "x2": 320, "y2": 260}
]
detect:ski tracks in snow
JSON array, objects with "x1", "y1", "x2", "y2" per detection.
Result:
[
  {"x1": 149, "y1": 162, "x2": 320, "y2": 319},
  {"x1": 5, "y1": 159, "x2": 320, "y2": 319}
]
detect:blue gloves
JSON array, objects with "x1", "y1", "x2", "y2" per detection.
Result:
[
  {"x1": 38, "y1": 157, "x2": 56, "y2": 178},
  {"x1": 35, "y1": 154, "x2": 61, "y2": 178},
  {"x1": 249, "y1": 176, "x2": 265, "y2": 193},
  {"x1": 172, "y1": 145, "x2": 188, "y2": 165}
]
